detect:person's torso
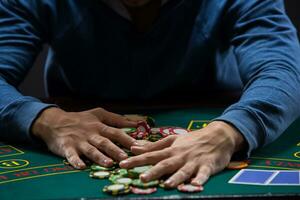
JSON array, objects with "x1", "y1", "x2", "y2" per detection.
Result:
[{"x1": 32, "y1": 0, "x2": 242, "y2": 100}]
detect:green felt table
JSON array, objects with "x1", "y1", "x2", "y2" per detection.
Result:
[{"x1": 0, "y1": 107, "x2": 300, "y2": 200}]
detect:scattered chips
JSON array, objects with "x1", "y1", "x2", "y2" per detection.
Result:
[
  {"x1": 122, "y1": 127, "x2": 137, "y2": 134},
  {"x1": 177, "y1": 184, "x2": 204, "y2": 193},
  {"x1": 227, "y1": 161, "x2": 249, "y2": 170},
  {"x1": 129, "y1": 165, "x2": 152, "y2": 178},
  {"x1": 91, "y1": 164, "x2": 116, "y2": 171},
  {"x1": 131, "y1": 187, "x2": 157, "y2": 194},
  {"x1": 103, "y1": 184, "x2": 130, "y2": 195},
  {"x1": 132, "y1": 179, "x2": 159, "y2": 188},
  {"x1": 114, "y1": 177, "x2": 133, "y2": 185},
  {"x1": 87, "y1": 115, "x2": 203, "y2": 196},
  {"x1": 90, "y1": 171, "x2": 110, "y2": 179}
]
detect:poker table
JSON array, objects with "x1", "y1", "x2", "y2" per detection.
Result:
[{"x1": 0, "y1": 104, "x2": 300, "y2": 200}]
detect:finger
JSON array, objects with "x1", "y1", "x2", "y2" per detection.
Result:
[
  {"x1": 164, "y1": 162, "x2": 197, "y2": 188},
  {"x1": 88, "y1": 135, "x2": 128, "y2": 161},
  {"x1": 140, "y1": 157, "x2": 183, "y2": 182},
  {"x1": 78, "y1": 143, "x2": 113, "y2": 167},
  {"x1": 131, "y1": 136, "x2": 176, "y2": 155},
  {"x1": 100, "y1": 125, "x2": 138, "y2": 148},
  {"x1": 64, "y1": 147, "x2": 86, "y2": 169},
  {"x1": 91, "y1": 108, "x2": 137, "y2": 128},
  {"x1": 191, "y1": 165, "x2": 212, "y2": 186},
  {"x1": 119, "y1": 148, "x2": 171, "y2": 169}
]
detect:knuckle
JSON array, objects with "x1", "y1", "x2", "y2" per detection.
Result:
[
  {"x1": 95, "y1": 107, "x2": 105, "y2": 113},
  {"x1": 144, "y1": 153, "x2": 157, "y2": 160},
  {"x1": 85, "y1": 147, "x2": 96, "y2": 155},
  {"x1": 181, "y1": 168, "x2": 193, "y2": 177},
  {"x1": 99, "y1": 138, "x2": 110, "y2": 146},
  {"x1": 160, "y1": 161, "x2": 176, "y2": 169}
]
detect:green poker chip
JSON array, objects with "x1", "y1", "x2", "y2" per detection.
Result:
[
  {"x1": 146, "y1": 116, "x2": 156, "y2": 127},
  {"x1": 128, "y1": 165, "x2": 152, "y2": 178},
  {"x1": 115, "y1": 168, "x2": 128, "y2": 177},
  {"x1": 103, "y1": 184, "x2": 130, "y2": 196},
  {"x1": 121, "y1": 127, "x2": 137, "y2": 134},
  {"x1": 132, "y1": 179, "x2": 159, "y2": 188},
  {"x1": 89, "y1": 171, "x2": 110, "y2": 179},
  {"x1": 113, "y1": 177, "x2": 133, "y2": 185},
  {"x1": 90, "y1": 163, "x2": 118, "y2": 171},
  {"x1": 109, "y1": 174, "x2": 123, "y2": 183}
]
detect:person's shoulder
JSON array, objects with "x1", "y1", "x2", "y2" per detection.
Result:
[{"x1": 0, "y1": 0, "x2": 87, "y2": 14}]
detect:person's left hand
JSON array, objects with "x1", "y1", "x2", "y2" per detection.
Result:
[{"x1": 119, "y1": 121, "x2": 245, "y2": 188}]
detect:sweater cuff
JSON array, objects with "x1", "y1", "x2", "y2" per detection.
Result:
[
  {"x1": 214, "y1": 108, "x2": 265, "y2": 158},
  {"x1": 12, "y1": 101, "x2": 57, "y2": 144}
]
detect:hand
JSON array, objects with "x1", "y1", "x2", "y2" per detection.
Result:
[
  {"x1": 120, "y1": 121, "x2": 245, "y2": 188},
  {"x1": 32, "y1": 107, "x2": 139, "y2": 169}
]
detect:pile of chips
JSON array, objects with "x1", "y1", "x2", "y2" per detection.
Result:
[
  {"x1": 87, "y1": 115, "x2": 247, "y2": 195},
  {"x1": 87, "y1": 115, "x2": 203, "y2": 195}
]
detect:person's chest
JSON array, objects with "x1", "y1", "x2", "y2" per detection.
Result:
[{"x1": 48, "y1": 0, "x2": 227, "y2": 98}]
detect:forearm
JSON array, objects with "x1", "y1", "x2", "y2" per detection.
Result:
[
  {"x1": 215, "y1": 0, "x2": 300, "y2": 156},
  {"x1": 0, "y1": 77, "x2": 56, "y2": 143}
]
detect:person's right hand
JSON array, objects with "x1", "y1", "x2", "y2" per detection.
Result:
[{"x1": 32, "y1": 107, "x2": 139, "y2": 169}]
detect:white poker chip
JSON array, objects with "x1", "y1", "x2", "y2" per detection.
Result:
[
  {"x1": 90, "y1": 171, "x2": 110, "y2": 179},
  {"x1": 173, "y1": 128, "x2": 188, "y2": 135},
  {"x1": 177, "y1": 184, "x2": 203, "y2": 193},
  {"x1": 107, "y1": 184, "x2": 125, "y2": 191},
  {"x1": 115, "y1": 178, "x2": 132, "y2": 185}
]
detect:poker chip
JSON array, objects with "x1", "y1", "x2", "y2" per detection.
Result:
[
  {"x1": 103, "y1": 184, "x2": 130, "y2": 195},
  {"x1": 89, "y1": 171, "x2": 110, "y2": 179},
  {"x1": 115, "y1": 168, "x2": 128, "y2": 177},
  {"x1": 136, "y1": 131, "x2": 149, "y2": 140},
  {"x1": 132, "y1": 179, "x2": 159, "y2": 188},
  {"x1": 129, "y1": 165, "x2": 152, "y2": 178},
  {"x1": 91, "y1": 164, "x2": 116, "y2": 171},
  {"x1": 171, "y1": 128, "x2": 189, "y2": 135},
  {"x1": 177, "y1": 184, "x2": 204, "y2": 193},
  {"x1": 114, "y1": 177, "x2": 133, "y2": 185},
  {"x1": 150, "y1": 127, "x2": 160, "y2": 134},
  {"x1": 121, "y1": 127, "x2": 137, "y2": 134},
  {"x1": 137, "y1": 121, "x2": 151, "y2": 133},
  {"x1": 159, "y1": 127, "x2": 174, "y2": 137},
  {"x1": 109, "y1": 174, "x2": 123, "y2": 183},
  {"x1": 131, "y1": 187, "x2": 157, "y2": 194},
  {"x1": 227, "y1": 161, "x2": 249, "y2": 170},
  {"x1": 146, "y1": 116, "x2": 156, "y2": 127}
]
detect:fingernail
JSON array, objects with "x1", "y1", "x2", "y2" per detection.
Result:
[
  {"x1": 192, "y1": 180, "x2": 202, "y2": 186},
  {"x1": 133, "y1": 141, "x2": 142, "y2": 146},
  {"x1": 140, "y1": 173, "x2": 149, "y2": 181},
  {"x1": 119, "y1": 153, "x2": 128, "y2": 159},
  {"x1": 164, "y1": 179, "x2": 173, "y2": 187},
  {"x1": 104, "y1": 159, "x2": 112, "y2": 165},
  {"x1": 119, "y1": 160, "x2": 129, "y2": 166}
]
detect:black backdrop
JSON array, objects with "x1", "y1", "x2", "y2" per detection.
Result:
[{"x1": 19, "y1": 0, "x2": 300, "y2": 98}]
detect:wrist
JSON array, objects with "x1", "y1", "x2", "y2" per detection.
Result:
[
  {"x1": 32, "y1": 107, "x2": 65, "y2": 139},
  {"x1": 210, "y1": 121, "x2": 246, "y2": 153}
]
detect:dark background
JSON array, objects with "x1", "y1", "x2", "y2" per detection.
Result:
[{"x1": 18, "y1": 1, "x2": 300, "y2": 98}]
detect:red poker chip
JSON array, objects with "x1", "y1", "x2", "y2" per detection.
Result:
[
  {"x1": 169, "y1": 127, "x2": 189, "y2": 135},
  {"x1": 131, "y1": 187, "x2": 157, "y2": 194},
  {"x1": 136, "y1": 131, "x2": 148, "y2": 139},
  {"x1": 129, "y1": 132, "x2": 138, "y2": 139},
  {"x1": 177, "y1": 184, "x2": 203, "y2": 193},
  {"x1": 159, "y1": 127, "x2": 175, "y2": 137},
  {"x1": 137, "y1": 121, "x2": 151, "y2": 133}
]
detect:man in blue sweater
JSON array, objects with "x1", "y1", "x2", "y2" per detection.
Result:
[{"x1": 0, "y1": 0, "x2": 300, "y2": 187}]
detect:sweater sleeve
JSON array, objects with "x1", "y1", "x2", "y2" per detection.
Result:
[
  {"x1": 214, "y1": 0, "x2": 300, "y2": 156},
  {"x1": 0, "y1": 0, "x2": 56, "y2": 144}
]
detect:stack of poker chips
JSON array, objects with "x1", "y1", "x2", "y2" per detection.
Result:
[
  {"x1": 87, "y1": 115, "x2": 201, "y2": 195},
  {"x1": 85, "y1": 115, "x2": 247, "y2": 195},
  {"x1": 89, "y1": 162, "x2": 204, "y2": 195}
]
